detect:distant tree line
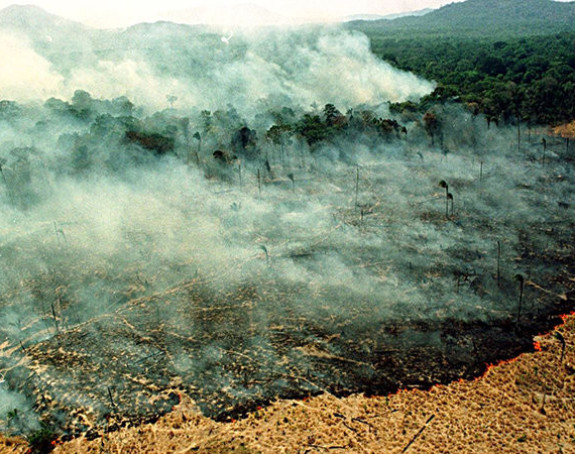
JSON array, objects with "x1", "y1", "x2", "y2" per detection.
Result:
[
  {"x1": 370, "y1": 32, "x2": 575, "y2": 125},
  {"x1": 0, "y1": 91, "x2": 411, "y2": 179}
]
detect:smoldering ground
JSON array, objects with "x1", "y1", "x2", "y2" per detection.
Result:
[{"x1": 0, "y1": 11, "x2": 574, "y2": 438}]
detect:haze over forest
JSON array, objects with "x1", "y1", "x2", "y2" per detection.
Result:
[
  {"x1": 0, "y1": 0, "x2": 461, "y2": 27},
  {"x1": 0, "y1": 0, "x2": 574, "y2": 446}
]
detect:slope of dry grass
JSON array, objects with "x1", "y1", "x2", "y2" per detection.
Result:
[{"x1": 3, "y1": 313, "x2": 574, "y2": 454}]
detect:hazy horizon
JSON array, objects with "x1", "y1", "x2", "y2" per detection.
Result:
[
  {"x1": 0, "y1": 0, "x2": 574, "y2": 439},
  {"x1": 0, "y1": 0, "x2": 467, "y2": 28}
]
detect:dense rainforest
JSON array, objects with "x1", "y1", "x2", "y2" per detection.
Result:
[
  {"x1": 3, "y1": 2, "x2": 575, "y2": 446},
  {"x1": 371, "y1": 33, "x2": 575, "y2": 126},
  {"x1": 349, "y1": 0, "x2": 575, "y2": 127}
]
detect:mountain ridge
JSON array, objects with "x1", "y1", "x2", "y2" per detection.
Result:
[
  {"x1": 5, "y1": 1, "x2": 574, "y2": 37},
  {"x1": 343, "y1": 9, "x2": 433, "y2": 23},
  {"x1": 349, "y1": 0, "x2": 575, "y2": 37},
  {"x1": 0, "y1": 4, "x2": 89, "y2": 30}
]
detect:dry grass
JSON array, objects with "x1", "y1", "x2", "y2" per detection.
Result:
[
  {"x1": 3, "y1": 314, "x2": 574, "y2": 454},
  {"x1": 553, "y1": 121, "x2": 575, "y2": 139},
  {"x1": 0, "y1": 434, "x2": 28, "y2": 453}
]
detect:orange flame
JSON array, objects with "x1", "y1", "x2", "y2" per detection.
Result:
[
  {"x1": 383, "y1": 311, "x2": 574, "y2": 407},
  {"x1": 533, "y1": 341, "x2": 542, "y2": 352}
]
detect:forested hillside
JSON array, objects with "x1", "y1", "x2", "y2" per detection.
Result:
[
  {"x1": 350, "y1": 0, "x2": 575, "y2": 39},
  {"x1": 350, "y1": 0, "x2": 575, "y2": 126},
  {"x1": 376, "y1": 33, "x2": 575, "y2": 125}
]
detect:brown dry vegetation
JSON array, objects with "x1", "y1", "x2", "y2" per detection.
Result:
[
  {"x1": 2, "y1": 313, "x2": 572, "y2": 454},
  {"x1": 553, "y1": 121, "x2": 575, "y2": 140}
]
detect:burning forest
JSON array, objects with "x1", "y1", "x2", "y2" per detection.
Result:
[{"x1": 0, "y1": 9, "x2": 574, "y2": 445}]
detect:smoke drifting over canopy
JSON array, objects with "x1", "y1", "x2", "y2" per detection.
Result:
[
  {"x1": 0, "y1": 10, "x2": 434, "y2": 110},
  {"x1": 0, "y1": 6, "x2": 573, "y2": 439}
]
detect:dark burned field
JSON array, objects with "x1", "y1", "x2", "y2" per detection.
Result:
[
  {"x1": 2, "y1": 205, "x2": 575, "y2": 439},
  {"x1": 1, "y1": 134, "x2": 575, "y2": 440}
]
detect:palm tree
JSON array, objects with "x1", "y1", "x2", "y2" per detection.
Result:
[
  {"x1": 355, "y1": 167, "x2": 360, "y2": 207},
  {"x1": 439, "y1": 180, "x2": 449, "y2": 218},
  {"x1": 260, "y1": 245, "x2": 269, "y2": 264},
  {"x1": 447, "y1": 193, "x2": 454, "y2": 217},
  {"x1": 497, "y1": 241, "x2": 501, "y2": 287},
  {"x1": 192, "y1": 132, "x2": 202, "y2": 166},
  {"x1": 287, "y1": 172, "x2": 295, "y2": 190},
  {"x1": 515, "y1": 274, "x2": 525, "y2": 328}
]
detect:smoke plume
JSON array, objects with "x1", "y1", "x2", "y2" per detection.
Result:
[{"x1": 0, "y1": 7, "x2": 572, "y2": 437}]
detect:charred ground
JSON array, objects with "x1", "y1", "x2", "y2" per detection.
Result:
[{"x1": 0, "y1": 14, "x2": 573, "y2": 444}]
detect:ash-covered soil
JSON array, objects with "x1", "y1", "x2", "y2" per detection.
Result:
[
  {"x1": 2, "y1": 212, "x2": 574, "y2": 438},
  {"x1": 1, "y1": 129, "x2": 575, "y2": 439},
  {"x1": 3, "y1": 312, "x2": 570, "y2": 454}
]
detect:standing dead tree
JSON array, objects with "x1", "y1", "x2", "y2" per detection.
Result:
[
  {"x1": 515, "y1": 274, "x2": 525, "y2": 328},
  {"x1": 439, "y1": 180, "x2": 449, "y2": 218}
]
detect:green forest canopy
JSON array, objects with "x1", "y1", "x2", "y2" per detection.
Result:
[
  {"x1": 371, "y1": 33, "x2": 575, "y2": 126},
  {"x1": 350, "y1": 0, "x2": 575, "y2": 126}
]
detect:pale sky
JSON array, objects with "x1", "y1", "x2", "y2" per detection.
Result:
[
  {"x1": 0, "y1": 0, "x2": 572, "y2": 28},
  {"x1": 0, "y1": 0, "x2": 469, "y2": 27}
]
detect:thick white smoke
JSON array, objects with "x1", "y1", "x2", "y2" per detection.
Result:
[
  {"x1": 0, "y1": 24, "x2": 434, "y2": 111},
  {"x1": 0, "y1": 8, "x2": 572, "y2": 440},
  {"x1": 0, "y1": 33, "x2": 62, "y2": 100}
]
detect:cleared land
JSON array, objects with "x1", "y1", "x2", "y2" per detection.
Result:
[{"x1": 2, "y1": 312, "x2": 572, "y2": 453}]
